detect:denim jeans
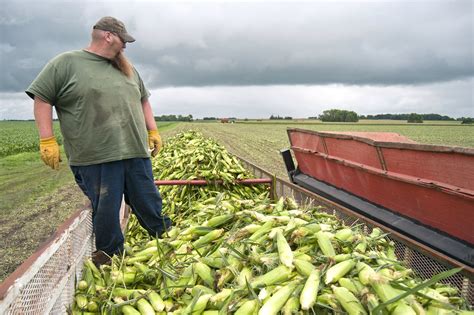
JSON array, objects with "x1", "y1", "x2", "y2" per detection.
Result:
[{"x1": 71, "y1": 158, "x2": 172, "y2": 255}]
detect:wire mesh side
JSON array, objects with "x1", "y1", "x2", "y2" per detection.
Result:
[
  {"x1": 237, "y1": 155, "x2": 473, "y2": 306},
  {"x1": 2, "y1": 210, "x2": 93, "y2": 315}
]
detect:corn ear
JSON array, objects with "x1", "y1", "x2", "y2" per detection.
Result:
[
  {"x1": 332, "y1": 285, "x2": 367, "y2": 315},
  {"x1": 121, "y1": 305, "x2": 141, "y2": 315},
  {"x1": 251, "y1": 265, "x2": 292, "y2": 288},
  {"x1": 316, "y1": 231, "x2": 336, "y2": 257},
  {"x1": 276, "y1": 229, "x2": 294, "y2": 268},
  {"x1": 193, "y1": 228, "x2": 224, "y2": 248},
  {"x1": 136, "y1": 298, "x2": 155, "y2": 315},
  {"x1": 294, "y1": 259, "x2": 315, "y2": 277},
  {"x1": 194, "y1": 262, "x2": 215, "y2": 287},
  {"x1": 148, "y1": 291, "x2": 165, "y2": 312},
  {"x1": 235, "y1": 299, "x2": 259, "y2": 315},
  {"x1": 259, "y1": 282, "x2": 298, "y2": 315},
  {"x1": 324, "y1": 259, "x2": 356, "y2": 284},
  {"x1": 300, "y1": 269, "x2": 321, "y2": 310}
]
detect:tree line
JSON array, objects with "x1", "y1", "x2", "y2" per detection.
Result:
[
  {"x1": 154, "y1": 114, "x2": 193, "y2": 121},
  {"x1": 309, "y1": 109, "x2": 472, "y2": 124}
]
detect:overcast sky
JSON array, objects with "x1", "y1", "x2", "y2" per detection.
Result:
[{"x1": 1, "y1": 0, "x2": 472, "y2": 119}]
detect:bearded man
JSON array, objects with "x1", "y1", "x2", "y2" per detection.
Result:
[{"x1": 26, "y1": 16, "x2": 172, "y2": 266}]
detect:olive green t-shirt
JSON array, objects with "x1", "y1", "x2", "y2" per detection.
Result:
[{"x1": 26, "y1": 50, "x2": 151, "y2": 166}]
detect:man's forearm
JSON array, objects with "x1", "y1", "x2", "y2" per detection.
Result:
[
  {"x1": 142, "y1": 98, "x2": 158, "y2": 131},
  {"x1": 34, "y1": 97, "x2": 54, "y2": 138}
]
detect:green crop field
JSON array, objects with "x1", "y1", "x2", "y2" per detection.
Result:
[
  {"x1": 171, "y1": 121, "x2": 474, "y2": 178},
  {"x1": 0, "y1": 120, "x2": 472, "y2": 282}
]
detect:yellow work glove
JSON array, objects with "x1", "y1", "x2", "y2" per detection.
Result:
[
  {"x1": 39, "y1": 136, "x2": 61, "y2": 170},
  {"x1": 148, "y1": 129, "x2": 162, "y2": 157}
]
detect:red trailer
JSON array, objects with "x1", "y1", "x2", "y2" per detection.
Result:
[{"x1": 283, "y1": 128, "x2": 474, "y2": 266}]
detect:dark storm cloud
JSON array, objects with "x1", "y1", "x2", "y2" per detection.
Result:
[{"x1": 1, "y1": 0, "x2": 472, "y2": 93}]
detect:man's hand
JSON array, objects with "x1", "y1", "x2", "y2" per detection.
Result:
[
  {"x1": 39, "y1": 136, "x2": 61, "y2": 170},
  {"x1": 148, "y1": 129, "x2": 162, "y2": 157}
]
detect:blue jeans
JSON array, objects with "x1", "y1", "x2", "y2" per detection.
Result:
[{"x1": 71, "y1": 158, "x2": 172, "y2": 255}]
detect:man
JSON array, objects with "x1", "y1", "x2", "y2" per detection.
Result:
[{"x1": 26, "y1": 16, "x2": 172, "y2": 266}]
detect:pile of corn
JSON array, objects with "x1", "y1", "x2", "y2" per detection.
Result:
[{"x1": 72, "y1": 131, "x2": 472, "y2": 314}]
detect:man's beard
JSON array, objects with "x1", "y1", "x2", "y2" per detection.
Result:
[{"x1": 112, "y1": 52, "x2": 134, "y2": 78}]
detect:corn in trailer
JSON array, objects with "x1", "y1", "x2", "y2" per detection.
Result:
[
  {"x1": 0, "y1": 176, "x2": 273, "y2": 314},
  {"x1": 0, "y1": 153, "x2": 472, "y2": 313}
]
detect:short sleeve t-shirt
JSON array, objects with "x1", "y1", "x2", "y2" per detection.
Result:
[{"x1": 26, "y1": 50, "x2": 151, "y2": 166}]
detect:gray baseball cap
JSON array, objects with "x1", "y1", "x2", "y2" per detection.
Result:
[{"x1": 93, "y1": 16, "x2": 135, "y2": 43}]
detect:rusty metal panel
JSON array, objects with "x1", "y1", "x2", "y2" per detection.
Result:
[
  {"x1": 382, "y1": 147, "x2": 474, "y2": 190},
  {"x1": 287, "y1": 128, "x2": 474, "y2": 245},
  {"x1": 294, "y1": 149, "x2": 474, "y2": 244}
]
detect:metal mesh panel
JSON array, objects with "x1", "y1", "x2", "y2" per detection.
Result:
[
  {"x1": 1, "y1": 209, "x2": 93, "y2": 314},
  {"x1": 238, "y1": 155, "x2": 473, "y2": 306}
]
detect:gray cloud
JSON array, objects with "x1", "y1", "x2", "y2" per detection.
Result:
[
  {"x1": 4, "y1": 79, "x2": 472, "y2": 120},
  {"x1": 1, "y1": 0, "x2": 472, "y2": 94}
]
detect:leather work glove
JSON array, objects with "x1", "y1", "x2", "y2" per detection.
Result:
[
  {"x1": 148, "y1": 129, "x2": 162, "y2": 157},
  {"x1": 39, "y1": 136, "x2": 61, "y2": 170}
]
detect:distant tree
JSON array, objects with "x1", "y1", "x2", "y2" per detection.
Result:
[
  {"x1": 407, "y1": 113, "x2": 423, "y2": 123},
  {"x1": 422, "y1": 113, "x2": 454, "y2": 121},
  {"x1": 203, "y1": 117, "x2": 217, "y2": 120},
  {"x1": 364, "y1": 113, "x2": 454, "y2": 121},
  {"x1": 319, "y1": 109, "x2": 359, "y2": 122},
  {"x1": 461, "y1": 117, "x2": 473, "y2": 124},
  {"x1": 284, "y1": 116, "x2": 292, "y2": 120},
  {"x1": 308, "y1": 116, "x2": 318, "y2": 120}
]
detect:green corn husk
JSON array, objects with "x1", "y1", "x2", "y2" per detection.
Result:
[
  {"x1": 259, "y1": 281, "x2": 298, "y2": 315},
  {"x1": 251, "y1": 265, "x2": 292, "y2": 288},
  {"x1": 148, "y1": 291, "x2": 165, "y2": 312},
  {"x1": 235, "y1": 299, "x2": 259, "y2": 315},
  {"x1": 324, "y1": 259, "x2": 356, "y2": 284},
  {"x1": 136, "y1": 298, "x2": 156, "y2": 315},
  {"x1": 276, "y1": 229, "x2": 294, "y2": 268},
  {"x1": 121, "y1": 305, "x2": 141, "y2": 315},
  {"x1": 300, "y1": 269, "x2": 321, "y2": 310},
  {"x1": 294, "y1": 259, "x2": 315, "y2": 277},
  {"x1": 194, "y1": 262, "x2": 215, "y2": 287},
  {"x1": 193, "y1": 229, "x2": 225, "y2": 249},
  {"x1": 332, "y1": 285, "x2": 367, "y2": 315},
  {"x1": 315, "y1": 231, "x2": 336, "y2": 257}
]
